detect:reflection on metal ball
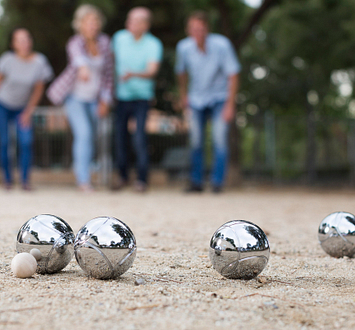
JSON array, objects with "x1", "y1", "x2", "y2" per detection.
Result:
[
  {"x1": 74, "y1": 216, "x2": 137, "y2": 279},
  {"x1": 16, "y1": 214, "x2": 75, "y2": 274},
  {"x1": 209, "y1": 220, "x2": 270, "y2": 280},
  {"x1": 318, "y1": 211, "x2": 355, "y2": 258}
]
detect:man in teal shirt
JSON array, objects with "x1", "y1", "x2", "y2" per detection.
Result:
[{"x1": 112, "y1": 7, "x2": 163, "y2": 192}]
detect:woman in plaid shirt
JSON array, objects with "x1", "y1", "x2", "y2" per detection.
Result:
[{"x1": 47, "y1": 4, "x2": 113, "y2": 192}]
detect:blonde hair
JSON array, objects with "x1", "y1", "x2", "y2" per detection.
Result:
[{"x1": 72, "y1": 4, "x2": 106, "y2": 33}]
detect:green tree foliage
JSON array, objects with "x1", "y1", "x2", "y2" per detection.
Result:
[
  {"x1": 239, "y1": 0, "x2": 355, "y2": 117},
  {"x1": 236, "y1": 0, "x2": 355, "y2": 181},
  {"x1": 0, "y1": 0, "x2": 76, "y2": 73}
]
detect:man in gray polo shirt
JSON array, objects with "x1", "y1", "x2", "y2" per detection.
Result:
[{"x1": 176, "y1": 11, "x2": 241, "y2": 193}]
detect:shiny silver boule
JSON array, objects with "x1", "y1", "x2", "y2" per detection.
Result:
[
  {"x1": 209, "y1": 220, "x2": 270, "y2": 280},
  {"x1": 74, "y1": 216, "x2": 136, "y2": 279},
  {"x1": 318, "y1": 211, "x2": 355, "y2": 258},
  {"x1": 16, "y1": 214, "x2": 75, "y2": 274}
]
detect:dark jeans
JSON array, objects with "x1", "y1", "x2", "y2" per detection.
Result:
[
  {"x1": 115, "y1": 100, "x2": 149, "y2": 183},
  {"x1": 0, "y1": 102, "x2": 33, "y2": 184}
]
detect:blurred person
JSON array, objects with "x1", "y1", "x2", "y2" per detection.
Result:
[
  {"x1": 47, "y1": 4, "x2": 113, "y2": 192},
  {"x1": 175, "y1": 11, "x2": 241, "y2": 193},
  {"x1": 112, "y1": 7, "x2": 163, "y2": 192},
  {"x1": 0, "y1": 28, "x2": 53, "y2": 191}
]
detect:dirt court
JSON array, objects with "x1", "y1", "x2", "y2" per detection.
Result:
[{"x1": 0, "y1": 185, "x2": 355, "y2": 329}]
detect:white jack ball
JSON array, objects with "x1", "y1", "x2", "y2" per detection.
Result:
[
  {"x1": 30, "y1": 248, "x2": 42, "y2": 261},
  {"x1": 11, "y1": 253, "x2": 37, "y2": 278}
]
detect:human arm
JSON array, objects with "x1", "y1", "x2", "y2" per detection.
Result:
[
  {"x1": 221, "y1": 37, "x2": 241, "y2": 122},
  {"x1": 121, "y1": 38, "x2": 163, "y2": 82},
  {"x1": 177, "y1": 72, "x2": 189, "y2": 110},
  {"x1": 222, "y1": 74, "x2": 239, "y2": 122},
  {"x1": 121, "y1": 62, "x2": 161, "y2": 81},
  {"x1": 66, "y1": 35, "x2": 90, "y2": 81},
  {"x1": 19, "y1": 81, "x2": 45, "y2": 128},
  {"x1": 0, "y1": 53, "x2": 10, "y2": 88},
  {"x1": 175, "y1": 41, "x2": 189, "y2": 111},
  {"x1": 98, "y1": 35, "x2": 114, "y2": 118}
]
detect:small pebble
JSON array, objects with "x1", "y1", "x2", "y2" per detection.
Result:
[
  {"x1": 30, "y1": 248, "x2": 42, "y2": 261},
  {"x1": 11, "y1": 253, "x2": 37, "y2": 278},
  {"x1": 134, "y1": 278, "x2": 145, "y2": 286}
]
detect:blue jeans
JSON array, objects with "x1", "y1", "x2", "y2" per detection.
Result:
[
  {"x1": 189, "y1": 101, "x2": 229, "y2": 187},
  {"x1": 0, "y1": 102, "x2": 33, "y2": 184},
  {"x1": 64, "y1": 96, "x2": 98, "y2": 185},
  {"x1": 115, "y1": 100, "x2": 149, "y2": 183}
]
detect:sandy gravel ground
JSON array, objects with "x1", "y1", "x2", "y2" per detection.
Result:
[{"x1": 1, "y1": 185, "x2": 355, "y2": 330}]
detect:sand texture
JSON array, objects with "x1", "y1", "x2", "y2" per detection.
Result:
[{"x1": 0, "y1": 186, "x2": 355, "y2": 329}]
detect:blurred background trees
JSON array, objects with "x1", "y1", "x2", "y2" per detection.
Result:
[{"x1": 1, "y1": 0, "x2": 355, "y2": 184}]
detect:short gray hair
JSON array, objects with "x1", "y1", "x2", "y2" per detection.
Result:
[{"x1": 72, "y1": 4, "x2": 106, "y2": 33}]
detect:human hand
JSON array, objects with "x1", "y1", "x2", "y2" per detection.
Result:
[
  {"x1": 97, "y1": 101, "x2": 110, "y2": 118},
  {"x1": 78, "y1": 66, "x2": 90, "y2": 81},
  {"x1": 179, "y1": 94, "x2": 189, "y2": 111},
  {"x1": 19, "y1": 110, "x2": 32, "y2": 128},
  {"x1": 121, "y1": 72, "x2": 135, "y2": 81},
  {"x1": 222, "y1": 102, "x2": 236, "y2": 123}
]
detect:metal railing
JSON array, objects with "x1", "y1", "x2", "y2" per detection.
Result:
[
  {"x1": 31, "y1": 107, "x2": 189, "y2": 185},
  {"x1": 239, "y1": 112, "x2": 355, "y2": 185},
  {"x1": 4, "y1": 107, "x2": 355, "y2": 186}
]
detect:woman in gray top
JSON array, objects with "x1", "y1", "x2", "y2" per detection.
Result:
[{"x1": 0, "y1": 28, "x2": 53, "y2": 190}]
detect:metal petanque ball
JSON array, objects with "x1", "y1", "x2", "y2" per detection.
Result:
[
  {"x1": 318, "y1": 211, "x2": 355, "y2": 258},
  {"x1": 74, "y1": 216, "x2": 137, "y2": 280},
  {"x1": 209, "y1": 220, "x2": 270, "y2": 280},
  {"x1": 16, "y1": 214, "x2": 75, "y2": 274}
]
